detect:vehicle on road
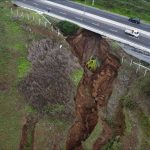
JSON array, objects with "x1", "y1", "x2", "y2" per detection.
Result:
[
  {"x1": 128, "y1": 17, "x2": 140, "y2": 24},
  {"x1": 125, "y1": 29, "x2": 139, "y2": 38}
]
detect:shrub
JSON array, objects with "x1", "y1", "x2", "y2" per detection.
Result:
[
  {"x1": 121, "y1": 95, "x2": 136, "y2": 110},
  {"x1": 138, "y1": 76, "x2": 150, "y2": 97},
  {"x1": 57, "y1": 21, "x2": 79, "y2": 36},
  {"x1": 102, "y1": 136, "x2": 122, "y2": 150}
]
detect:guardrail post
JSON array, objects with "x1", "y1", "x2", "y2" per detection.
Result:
[
  {"x1": 39, "y1": 18, "x2": 41, "y2": 25},
  {"x1": 21, "y1": 12, "x2": 23, "y2": 17},
  {"x1": 58, "y1": 29, "x2": 60, "y2": 36},
  {"x1": 45, "y1": 21, "x2": 47, "y2": 28},
  {"x1": 130, "y1": 59, "x2": 133, "y2": 66},
  {"x1": 136, "y1": 67, "x2": 139, "y2": 73},
  {"x1": 17, "y1": 9, "x2": 18, "y2": 16},
  {"x1": 144, "y1": 69, "x2": 148, "y2": 76},
  {"x1": 27, "y1": 14, "x2": 29, "y2": 20},
  {"x1": 11, "y1": 8, "x2": 13, "y2": 14},
  {"x1": 136, "y1": 63, "x2": 141, "y2": 73},
  {"x1": 51, "y1": 26, "x2": 53, "y2": 31},
  {"x1": 121, "y1": 56, "x2": 125, "y2": 63}
]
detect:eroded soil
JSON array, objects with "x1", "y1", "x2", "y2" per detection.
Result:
[
  {"x1": 19, "y1": 115, "x2": 37, "y2": 150},
  {"x1": 66, "y1": 30, "x2": 122, "y2": 150}
]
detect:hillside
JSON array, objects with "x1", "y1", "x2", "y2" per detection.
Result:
[{"x1": 0, "y1": 0, "x2": 150, "y2": 150}]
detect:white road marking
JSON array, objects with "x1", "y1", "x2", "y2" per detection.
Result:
[
  {"x1": 110, "y1": 28, "x2": 118, "y2": 32},
  {"x1": 33, "y1": 2, "x2": 38, "y2": 6},
  {"x1": 92, "y1": 22, "x2": 99, "y2": 26},
  {"x1": 75, "y1": 17, "x2": 83, "y2": 20},
  {"x1": 47, "y1": 7, "x2": 52, "y2": 10},
  {"x1": 59, "y1": 12, "x2": 66, "y2": 15}
]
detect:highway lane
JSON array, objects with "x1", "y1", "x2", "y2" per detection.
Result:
[
  {"x1": 47, "y1": 0, "x2": 150, "y2": 33},
  {"x1": 15, "y1": 0, "x2": 150, "y2": 51}
]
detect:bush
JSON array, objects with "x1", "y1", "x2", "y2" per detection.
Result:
[
  {"x1": 71, "y1": 69, "x2": 83, "y2": 86},
  {"x1": 121, "y1": 95, "x2": 136, "y2": 110},
  {"x1": 102, "y1": 136, "x2": 122, "y2": 150},
  {"x1": 138, "y1": 76, "x2": 150, "y2": 97},
  {"x1": 57, "y1": 21, "x2": 79, "y2": 36}
]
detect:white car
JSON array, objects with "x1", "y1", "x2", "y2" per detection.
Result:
[{"x1": 125, "y1": 29, "x2": 139, "y2": 38}]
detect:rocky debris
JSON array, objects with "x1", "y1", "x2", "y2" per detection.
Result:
[
  {"x1": 66, "y1": 30, "x2": 121, "y2": 150},
  {"x1": 20, "y1": 38, "x2": 81, "y2": 115}
]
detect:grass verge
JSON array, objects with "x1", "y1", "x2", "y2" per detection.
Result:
[{"x1": 0, "y1": 1, "x2": 43, "y2": 149}]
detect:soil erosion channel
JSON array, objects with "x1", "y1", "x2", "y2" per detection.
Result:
[{"x1": 66, "y1": 30, "x2": 121, "y2": 150}]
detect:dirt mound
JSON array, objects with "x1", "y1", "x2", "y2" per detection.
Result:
[
  {"x1": 20, "y1": 38, "x2": 80, "y2": 114},
  {"x1": 66, "y1": 30, "x2": 121, "y2": 150}
]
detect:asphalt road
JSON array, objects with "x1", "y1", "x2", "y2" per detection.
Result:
[
  {"x1": 48, "y1": 0, "x2": 150, "y2": 33},
  {"x1": 15, "y1": 0, "x2": 150, "y2": 53}
]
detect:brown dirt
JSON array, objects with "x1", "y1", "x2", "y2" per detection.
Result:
[
  {"x1": 66, "y1": 30, "x2": 121, "y2": 150},
  {"x1": 19, "y1": 115, "x2": 37, "y2": 150}
]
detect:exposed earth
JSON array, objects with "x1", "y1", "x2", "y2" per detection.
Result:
[
  {"x1": 18, "y1": 28, "x2": 150, "y2": 150},
  {"x1": 66, "y1": 30, "x2": 121, "y2": 150}
]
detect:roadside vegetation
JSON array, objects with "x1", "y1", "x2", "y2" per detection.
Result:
[
  {"x1": 0, "y1": 1, "x2": 82, "y2": 149},
  {"x1": 0, "y1": 1, "x2": 46, "y2": 149},
  {"x1": 57, "y1": 21, "x2": 79, "y2": 36},
  {"x1": 74, "y1": 0, "x2": 150, "y2": 23}
]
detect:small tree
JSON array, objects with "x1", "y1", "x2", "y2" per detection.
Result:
[{"x1": 57, "y1": 21, "x2": 79, "y2": 36}]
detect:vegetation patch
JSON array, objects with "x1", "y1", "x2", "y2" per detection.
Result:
[
  {"x1": 71, "y1": 69, "x2": 84, "y2": 86},
  {"x1": 57, "y1": 21, "x2": 79, "y2": 36},
  {"x1": 0, "y1": 1, "x2": 43, "y2": 149},
  {"x1": 138, "y1": 110, "x2": 150, "y2": 139},
  {"x1": 137, "y1": 76, "x2": 150, "y2": 97},
  {"x1": 121, "y1": 95, "x2": 136, "y2": 110},
  {"x1": 136, "y1": 110, "x2": 150, "y2": 149},
  {"x1": 17, "y1": 57, "x2": 31, "y2": 79},
  {"x1": 124, "y1": 109, "x2": 132, "y2": 135},
  {"x1": 102, "y1": 136, "x2": 122, "y2": 150},
  {"x1": 43, "y1": 104, "x2": 65, "y2": 115}
]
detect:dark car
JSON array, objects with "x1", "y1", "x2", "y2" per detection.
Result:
[{"x1": 128, "y1": 17, "x2": 140, "y2": 24}]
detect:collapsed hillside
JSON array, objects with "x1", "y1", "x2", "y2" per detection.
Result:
[
  {"x1": 66, "y1": 30, "x2": 123, "y2": 150},
  {"x1": 19, "y1": 28, "x2": 150, "y2": 150}
]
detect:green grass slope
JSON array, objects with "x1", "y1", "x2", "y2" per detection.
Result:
[{"x1": 0, "y1": 1, "x2": 43, "y2": 149}]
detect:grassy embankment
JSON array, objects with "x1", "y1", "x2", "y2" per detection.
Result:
[
  {"x1": 74, "y1": 0, "x2": 150, "y2": 23},
  {"x1": 0, "y1": 1, "x2": 83, "y2": 149},
  {"x1": 0, "y1": 1, "x2": 50, "y2": 149}
]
